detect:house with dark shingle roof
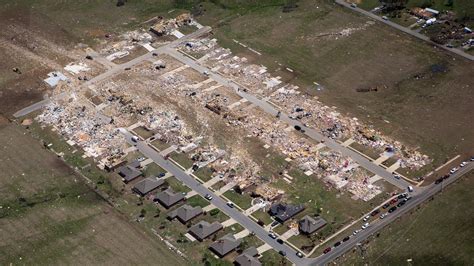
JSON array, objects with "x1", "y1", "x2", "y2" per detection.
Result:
[
  {"x1": 118, "y1": 165, "x2": 142, "y2": 183},
  {"x1": 234, "y1": 247, "x2": 261, "y2": 266},
  {"x1": 268, "y1": 203, "x2": 305, "y2": 223},
  {"x1": 167, "y1": 204, "x2": 202, "y2": 223},
  {"x1": 188, "y1": 221, "x2": 223, "y2": 241},
  {"x1": 209, "y1": 234, "x2": 241, "y2": 257},
  {"x1": 299, "y1": 215, "x2": 327, "y2": 235},
  {"x1": 154, "y1": 188, "x2": 184, "y2": 209},
  {"x1": 132, "y1": 177, "x2": 165, "y2": 196}
]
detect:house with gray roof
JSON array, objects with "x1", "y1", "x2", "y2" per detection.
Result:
[
  {"x1": 132, "y1": 177, "x2": 165, "y2": 196},
  {"x1": 154, "y1": 188, "x2": 184, "y2": 209},
  {"x1": 268, "y1": 203, "x2": 305, "y2": 223},
  {"x1": 188, "y1": 221, "x2": 223, "y2": 241},
  {"x1": 209, "y1": 234, "x2": 241, "y2": 257},
  {"x1": 298, "y1": 215, "x2": 327, "y2": 235},
  {"x1": 167, "y1": 204, "x2": 202, "y2": 223},
  {"x1": 235, "y1": 247, "x2": 261, "y2": 266},
  {"x1": 118, "y1": 165, "x2": 142, "y2": 183}
]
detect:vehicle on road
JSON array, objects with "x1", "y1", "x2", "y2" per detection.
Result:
[
  {"x1": 294, "y1": 125, "x2": 302, "y2": 131},
  {"x1": 296, "y1": 252, "x2": 304, "y2": 258},
  {"x1": 363, "y1": 215, "x2": 370, "y2": 222},
  {"x1": 342, "y1": 236, "x2": 350, "y2": 242},
  {"x1": 203, "y1": 70, "x2": 209, "y2": 76},
  {"x1": 226, "y1": 202, "x2": 234, "y2": 208},
  {"x1": 407, "y1": 186, "x2": 414, "y2": 192},
  {"x1": 380, "y1": 213, "x2": 388, "y2": 219},
  {"x1": 382, "y1": 16, "x2": 389, "y2": 20},
  {"x1": 269, "y1": 233, "x2": 277, "y2": 239},
  {"x1": 435, "y1": 178, "x2": 444, "y2": 184},
  {"x1": 350, "y1": 3, "x2": 357, "y2": 8},
  {"x1": 361, "y1": 222, "x2": 370, "y2": 230},
  {"x1": 204, "y1": 194, "x2": 213, "y2": 200},
  {"x1": 353, "y1": 229, "x2": 362, "y2": 235},
  {"x1": 398, "y1": 193, "x2": 408, "y2": 199},
  {"x1": 460, "y1": 161, "x2": 467, "y2": 167},
  {"x1": 323, "y1": 247, "x2": 331, "y2": 254},
  {"x1": 382, "y1": 203, "x2": 390, "y2": 209},
  {"x1": 397, "y1": 200, "x2": 406, "y2": 207},
  {"x1": 277, "y1": 238, "x2": 284, "y2": 244},
  {"x1": 450, "y1": 167, "x2": 458, "y2": 174},
  {"x1": 393, "y1": 174, "x2": 401, "y2": 179},
  {"x1": 131, "y1": 135, "x2": 139, "y2": 142},
  {"x1": 390, "y1": 198, "x2": 398, "y2": 204},
  {"x1": 470, "y1": 157, "x2": 474, "y2": 161},
  {"x1": 388, "y1": 206, "x2": 397, "y2": 213},
  {"x1": 279, "y1": 250, "x2": 286, "y2": 256},
  {"x1": 334, "y1": 241, "x2": 341, "y2": 247},
  {"x1": 370, "y1": 209, "x2": 380, "y2": 216}
]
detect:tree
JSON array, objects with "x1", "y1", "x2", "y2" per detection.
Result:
[
  {"x1": 381, "y1": 0, "x2": 408, "y2": 11},
  {"x1": 140, "y1": 208, "x2": 147, "y2": 217}
]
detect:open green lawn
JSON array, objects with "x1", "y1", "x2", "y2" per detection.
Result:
[
  {"x1": 252, "y1": 210, "x2": 274, "y2": 225},
  {"x1": 186, "y1": 194, "x2": 210, "y2": 208},
  {"x1": 194, "y1": 166, "x2": 214, "y2": 182},
  {"x1": 223, "y1": 190, "x2": 253, "y2": 210},
  {"x1": 170, "y1": 151, "x2": 194, "y2": 169},
  {"x1": 338, "y1": 171, "x2": 474, "y2": 265},
  {"x1": 143, "y1": 162, "x2": 166, "y2": 177}
]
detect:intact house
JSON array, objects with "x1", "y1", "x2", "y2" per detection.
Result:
[
  {"x1": 298, "y1": 215, "x2": 327, "y2": 235},
  {"x1": 118, "y1": 161, "x2": 142, "y2": 183},
  {"x1": 132, "y1": 177, "x2": 165, "y2": 196},
  {"x1": 234, "y1": 247, "x2": 261, "y2": 266},
  {"x1": 154, "y1": 188, "x2": 184, "y2": 209},
  {"x1": 188, "y1": 221, "x2": 223, "y2": 241},
  {"x1": 167, "y1": 204, "x2": 202, "y2": 223},
  {"x1": 268, "y1": 203, "x2": 305, "y2": 223},
  {"x1": 209, "y1": 234, "x2": 241, "y2": 257}
]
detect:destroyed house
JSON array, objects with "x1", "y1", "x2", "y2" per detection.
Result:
[
  {"x1": 188, "y1": 221, "x2": 223, "y2": 241},
  {"x1": 118, "y1": 165, "x2": 142, "y2": 183},
  {"x1": 235, "y1": 247, "x2": 261, "y2": 266},
  {"x1": 269, "y1": 203, "x2": 305, "y2": 223},
  {"x1": 298, "y1": 215, "x2": 327, "y2": 235},
  {"x1": 209, "y1": 234, "x2": 241, "y2": 257},
  {"x1": 167, "y1": 204, "x2": 202, "y2": 223},
  {"x1": 154, "y1": 188, "x2": 184, "y2": 209},
  {"x1": 132, "y1": 177, "x2": 165, "y2": 196}
]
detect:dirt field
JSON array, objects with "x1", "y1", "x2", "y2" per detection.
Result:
[
  {"x1": 194, "y1": 0, "x2": 474, "y2": 168},
  {"x1": 337, "y1": 171, "x2": 474, "y2": 265},
  {"x1": 0, "y1": 120, "x2": 183, "y2": 265}
]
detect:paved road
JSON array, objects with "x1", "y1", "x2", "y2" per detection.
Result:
[
  {"x1": 335, "y1": 0, "x2": 474, "y2": 61},
  {"x1": 164, "y1": 48, "x2": 413, "y2": 190},
  {"x1": 119, "y1": 129, "x2": 309, "y2": 265},
  {"x1": 312, "y1": 162, "x2": 474, "y2": 265},
  {"x1": 13, "y1": 26, "x2": 212, "y2": 118}
]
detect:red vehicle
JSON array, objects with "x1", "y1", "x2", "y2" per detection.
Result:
[
  {"x1": 323, "y1": 247, "x2": 332, "y2": 254},
  {"x1": 389, "y1": 198, "x2": 398, "y2": 204}
]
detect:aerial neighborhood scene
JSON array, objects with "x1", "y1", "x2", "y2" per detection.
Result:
[{"x1": 0, "y1": 0, "x2": 473, "y2": 265}]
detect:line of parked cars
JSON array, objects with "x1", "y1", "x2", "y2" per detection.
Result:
[{"x1": 436, "y1": 158, "x2": 472, "y2": 184}]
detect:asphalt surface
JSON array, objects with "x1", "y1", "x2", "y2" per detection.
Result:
[
  {"x1": 312, "y1": 162, "x2": 474, "y2": 265},
  {"x1": 335, "y1": 0, "x2": 474, "y2": 61},
  {"x1": 119, "y1": 129, "x2": 308, "y2": 265},
  {"x1": 164, "y1": 48, "x2": 412, "y2": 190}
]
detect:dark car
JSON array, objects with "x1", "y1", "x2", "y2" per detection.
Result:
[
  {"x1": 435, "y1": 178, "x2": 443, "y2": 184},
  {"x1": 294, "y1": 125, "x2": 302, "y2": 131},
  {"x1": 277, "y1": 238, "x2": 284, "y2": 244},
  {"x1": 279, "y1": 250, "x2": 286, "y2": 256},
  {"x1": 342, "y1": 236, "x2": 350, "y2": 242},
  {"x1": 397, "y1": 200, "x2": 406, "y2": 207},
  {"x1": 269, "y1": 233, "x2": 277, "y2": 239},
  {"x1": 158, "y1": 172, "x2": 166, "y2": 178},
  {"x1": 323, "y1": 247, "x2": 332, "y2": 254},
  {"x1": 388, "y1": 206, "x2": 397, "y2": 213},
  {"x1": 370, "y1": 209, "x2": 380, "y2": 216},
  {"x1": 271, "y1": 221, "x2": 280, "y2": 227},
  {"x1": 382, "y1": 203, "x2": 390, "y2": 209},
  {"x1": 334, "y1": 241, "x2": 341, "y2": 247}
]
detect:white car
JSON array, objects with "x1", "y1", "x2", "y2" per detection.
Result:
[
  {"x1": 450, "y1": 167, "x2": 458, "y2": 174},
  {"x1": 380, "y1": 213, "x2": 388, "y2": 219},
  {"x1": 363, "y1": 215, "x2": 370, "y2": 222},
  {"x1": 353, "y1": 229, "x2": 362, "y2": 235},
  {"x1": 460, "y1": 161, "x2": 467, "y2": 167},
  {"x1": 361, "y1": 223, "x2": 370, "y2": 230}
]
